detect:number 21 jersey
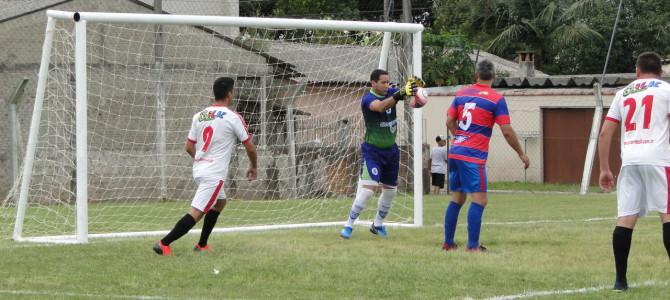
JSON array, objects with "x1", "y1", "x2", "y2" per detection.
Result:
[{"x1": 606, "y1": 78, "x2": 670, "y2": 166}]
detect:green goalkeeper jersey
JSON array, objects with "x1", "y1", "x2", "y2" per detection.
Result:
[{"x1": 361, "y1": 88, "x2": 399, "y2": 149}]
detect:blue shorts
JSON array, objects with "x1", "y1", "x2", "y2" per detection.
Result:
[
  {"x1": 448, "y1": 158, "x2": 487, "y2": 193},
  {"x1": 360, "y1": 142, "x2": 399, "y2": 187}
]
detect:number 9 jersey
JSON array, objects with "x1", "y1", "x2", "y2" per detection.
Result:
[
  {"x1": 606, "y1": 78, "x2": 670, "y2": 166},
  {"x1": 187, "y1": 104, "x2": 251, "y2": 179}
]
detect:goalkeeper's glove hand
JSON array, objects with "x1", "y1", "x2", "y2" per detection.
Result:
[
  {"x1": 393, "y1": 78, "x2": 422, "y2": 101},
  {"x1": 407, "y1": 76, "x2": 426, "y2": 88}
]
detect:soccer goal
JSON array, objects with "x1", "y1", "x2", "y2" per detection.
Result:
[{"x1": 12, "y1": 10, "x2": 424, "y2": 243}]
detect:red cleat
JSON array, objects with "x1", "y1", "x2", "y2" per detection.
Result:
[
  {"x1": 442, "y1": 243, "x2": 458, "y2": 251},
  {"x1": 153, "y1": 240, "x2": 171, "y2": 256},
  {"x1": 193, "y1": 244, "x2": 214, "y2": 252}
]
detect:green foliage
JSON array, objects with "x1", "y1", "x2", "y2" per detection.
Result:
[
  {"x1": 272, "y1": 0, "x2": 360, "y2": 20},
  {"x1": 422, "y1": 31, "x2": 475, "y2": 86},
  {"x1": 551, "y1": 0, "x2": 670, "y2": 74}
]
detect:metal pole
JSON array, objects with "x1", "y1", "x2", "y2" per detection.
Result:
[
  {"x1": 75, "y1": 20, "x2": 89, "y2": 243},
  {"x1": 154, "y1": 0, "x2": 167, "y2": 199}
]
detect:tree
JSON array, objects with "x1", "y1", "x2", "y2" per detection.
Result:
[
  {"x1": 434, "y1": 0, "x2": 608, "y2": 73},
  {"x1": 551, "y1": 0, "x2": 670, "y2": 74},
  {"x1": 422, "y1": 32, "x2": 475, "y2": 86}
]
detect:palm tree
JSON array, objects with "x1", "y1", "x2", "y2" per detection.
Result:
[{"x1": 465, "y1": 0, "x2": 607, "y2": 72}]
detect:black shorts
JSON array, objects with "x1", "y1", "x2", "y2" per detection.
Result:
[{"x1": 431, "y1": 173, "x2": 445, "y2": 189}]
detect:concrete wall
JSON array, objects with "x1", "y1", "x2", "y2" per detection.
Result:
[{"x1": 422, "y1": 88, "x2": 617, "y2": 183}]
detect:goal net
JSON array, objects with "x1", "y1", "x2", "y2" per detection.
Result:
[{"x1": 11, "y1": 10, "x2": 424, "y2": 243}]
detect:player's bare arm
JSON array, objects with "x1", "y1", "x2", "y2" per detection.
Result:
[
  {"x1": 243, "y1": 139, "x2": 258, "y2": 180},
  {"x1": 598, "y1": 119, "x2": 617, "y2": 193},
  {"x1": 446, "y1": 115, "x2": 457, "y2": 136},
  {"x1": 185, "y1": 140, "x2": 196, "y2": 158},
  {"x1": 499, "y1": 124, "x2": 530, "y2": 169}
]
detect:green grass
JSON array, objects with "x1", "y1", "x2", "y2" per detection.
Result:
[
  {"x1": 489, "y1": 181, "x2": 605, "y2": 193},
  {"x1": 0, "y1": 192, "x2": 668, "y2": 299}
]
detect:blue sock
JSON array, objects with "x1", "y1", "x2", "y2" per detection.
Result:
[
  {"x1": 443, "y1": 201, "x2": 462, "y2": 246},
  {"x1": 467, "y1": 202, "x2": 485, "y2": 249}
]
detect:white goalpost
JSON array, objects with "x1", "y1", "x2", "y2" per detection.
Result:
[{"x1": 12, "y1": 10, "x2": 424, "y2": 243}]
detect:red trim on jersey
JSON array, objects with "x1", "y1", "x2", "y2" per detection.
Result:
[
  {"x1": 478, "y1": 163, "x2": 485, "y2": 192},
  {"x1": 605, "y1": 117, "x2": 620, "y2": 123},
  {"x1": 448, "y1": 153, "x2": 486, "y2": 164},
  {"x1": 231, "y1": 110, "x2": 251, "y2": 138},
  {"x1": 241, "y1": 136, "x2": 252, "y2": 144},
  {"x1": 203, "y1": 180, "x2": 224, "y2": 214},
  {"x1": 187, "y1": 138, "x2": 196, "y2": 144},
  {"x1": 665, "y1": 167, "x2": 670, "y2": 214}
]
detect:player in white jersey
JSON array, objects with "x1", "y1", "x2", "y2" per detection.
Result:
[
  {"x1": 153, "y1": 77, "x2": 258, "y2": 256},
  {"x1": 429, "y1": 135, "x2": 448, "y2": 195},
  {"x1": 598, "y1": 52, "x2": 670, "y2": 292}
]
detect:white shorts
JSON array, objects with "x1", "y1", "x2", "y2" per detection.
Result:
[
  {"x1": 191, "y1": 177, "x2": 226, "y2": 213},
  {"x1": 616, "y1": 165, "x2": 670, "y2": 218}
]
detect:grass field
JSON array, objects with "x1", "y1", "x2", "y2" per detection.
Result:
[{"x1": 1, "y1": 186, "x2": 668, "y2": 299}]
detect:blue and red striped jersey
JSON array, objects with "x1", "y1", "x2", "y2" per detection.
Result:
[{"x1": 446, "y1": 84, "x2": 511, "y2": 164}]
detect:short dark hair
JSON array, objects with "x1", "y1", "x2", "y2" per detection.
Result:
[
  {"x1": 213, "y1": 77, "x2": 235, "y2": 100},
  {"x1": 636, "y1": 52, "x2": 662, "y2": 75},
  {"x1": 476, "y1": 60, "x2": 495, "y2": 80},
  {"x1": 370, "y1": 69, "x2": 389, "y2": 82}
]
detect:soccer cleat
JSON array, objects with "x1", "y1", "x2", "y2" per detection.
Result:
[
  {"x1": 369, "y1": 224, "x2": 388, "y2": 237},
  {"x1": 613, "y1": 281, "x2": 628, "y2": 292},
  {"x1": 442, "y1": 243, "x2": 458, "y2": 251},
  {"x1": 193, "y1": 244, "x2": 214, "y2": 252},
  {"x1": 340, "y1": 226, "x2": 354, "y2": 239},
  {"x1": 153, "y1": 240, "x2": 171, "y2": 256},
  {"x1": 466, "y1": 245, "x2": 487, "y2": 252}
]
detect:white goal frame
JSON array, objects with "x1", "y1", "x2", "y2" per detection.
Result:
[{"x1": 14, "y1": 10, "x2": 424, "y2": 243}]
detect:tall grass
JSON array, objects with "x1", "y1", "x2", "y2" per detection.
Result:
[{"x1": 0, "y1": 192, "x2": 667, "y2": 299}]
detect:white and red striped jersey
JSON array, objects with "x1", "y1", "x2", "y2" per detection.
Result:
[
  {"x1": 606, "y1": 78, "x2": 670, "y2": 166},
  {"x1": 187, "y1": 104, "x2": 251, "y2": 179}
]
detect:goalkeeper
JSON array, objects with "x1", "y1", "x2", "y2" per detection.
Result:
[
  {"x1": 340, "y1": 69, "x2": 422, "y2": 239},
  {"x1": 153, "y1": 77, "x2": 258, "y2": 256}
]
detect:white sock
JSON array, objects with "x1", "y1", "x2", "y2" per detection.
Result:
[
  {"x1": 373, "y1": 187, "x2": 396, "y2": 227},
  {"x1": 345, "y1": 188, "x2": 375, "y2": 227}
]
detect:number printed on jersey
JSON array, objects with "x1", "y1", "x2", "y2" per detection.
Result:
[{"x1": 459, "y1": 102, "x2": 476, "y2": 130}]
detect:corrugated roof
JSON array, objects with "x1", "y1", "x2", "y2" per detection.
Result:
[
  {"x1": 493, "y1": 73, "x2": 670, "y2": 88},
  {"x1": 267, "y1": 41, "x2": 403, "y2": 84}
]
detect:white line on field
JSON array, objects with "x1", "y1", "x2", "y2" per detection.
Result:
[
  {"x1": 0, "y1": 289, "x2": 199, "y2": 299},
  {"x1": 471, "y1": 280, "x2": 667, "y2": 300}
]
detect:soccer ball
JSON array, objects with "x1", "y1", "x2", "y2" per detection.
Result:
[{"x1": 409, "y1": 87, "x2": 428, "y2": 108}]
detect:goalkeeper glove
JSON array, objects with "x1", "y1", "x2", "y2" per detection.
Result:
[
  {"x1": 392, "y1": 82, "x2": 417, "y2": 101},
  {"x1": 393, "y1": 77, "x2": 423, "y2": 101},
  {"x1": 407, "y1": 76, "x2": 426, "y2": 88}
]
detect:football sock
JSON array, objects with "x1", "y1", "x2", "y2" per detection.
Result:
[
  {"x1": 345, "y1": 188, "x2": 375, "y2": 227},
  {"x1": 373, "y1": 187, "x2": 396, "y2": 226},
  {"x1": 612, "y1": 226, "x2": 633, "y2": 284},
  {"x1": 663, "y1": 222, "x2": 670, "y2": 259},
  {"x1": 198, "y1": 209, "x2": 220, "y2": 247},
  {"x1": 467, "y1": 202, "x2": 485, "y2": 249},
  {"x1": 443, "y1": 201, "x2": 462, "y2": 246},
  {"x1": 161, "y1": 213, "x2": 197, "y2": 246}
]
